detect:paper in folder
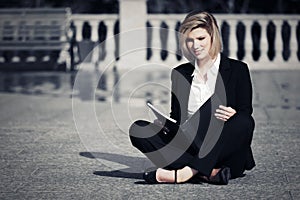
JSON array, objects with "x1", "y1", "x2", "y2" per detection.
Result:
[{"x1": 147, "y1": 102, "x2": 177, "y2": 124}]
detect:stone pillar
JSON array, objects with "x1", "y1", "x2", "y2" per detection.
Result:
[
  {"x1": 104, "y1": 20, "x2": 116, "y2": 61},
  {"x1": 273, "y1": 20, "x2": 284, "y2": 63},
  {"x1": 259, "y1": 20, "x2": 269, "y2": 63},
  {"x1": 118, "y1": 0, "x2": 147, "y2": 68},
  {"x1": 90, "y1": 20, "x2": 99, "y2": 42},
  {"x1": 289, "y1": 20, "x2": 298, "y2": 63},
  {"x1": 74, "y1": 20, "x2": 83, "y2": 42},
  {"x1": 165, "y1": 20, "x2": 178, "y2": 64},
  {"x1": 228, "y1": 19, "x2": 238, "y2": 60},
  {"x1": 243, "y1": 19, "x2": 252, "y2": 64}
]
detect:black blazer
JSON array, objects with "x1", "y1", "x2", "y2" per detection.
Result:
[
  {"x1": 165, "y1": 54, "x2": 255, "y2": 173},
  {"x1": 170, "y1": 53, "x2": 254, "y2": 125}
]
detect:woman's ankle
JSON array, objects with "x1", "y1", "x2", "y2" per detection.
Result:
[
  {"x1": 210, "y1": 168, "x2": 221, "y2": 177},
  {"x1": 156, "y1": 168, "x2": 175, "y2": 183},
  {"x1": 176, "y1": 166, "x2": 198, "y2": 183},
  {"x1": 156, "y1": 167, "x2": 198, "y2": 183}
]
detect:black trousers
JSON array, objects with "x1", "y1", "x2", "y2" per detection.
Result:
[{"x1": 129, "y1": 113, "x2": 255, "y2": 178}]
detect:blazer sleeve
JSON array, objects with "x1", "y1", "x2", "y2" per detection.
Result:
[{"x1": 235, "y1": 63, "x2": 253, "y2": 115}]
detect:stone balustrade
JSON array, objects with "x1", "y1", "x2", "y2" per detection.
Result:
[
  {"x1": 71, "y1": 14, "x2": 118, "y2": 42},
  {"x1": 71, "y1": 12, "x2": 300, "y2": 70}
]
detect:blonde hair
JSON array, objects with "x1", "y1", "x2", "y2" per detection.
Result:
[{"x1": 179, "y1": 11, "x2": 222, "y2": 61}]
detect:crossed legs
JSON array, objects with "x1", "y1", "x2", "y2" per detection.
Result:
[{"x1": 129, "y1": 113, "x2": 254, "y2": 183}]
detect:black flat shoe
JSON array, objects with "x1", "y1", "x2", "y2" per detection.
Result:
[
  {"x1": 143, "y1": 169, "x2": 178, "y2": 184},
  {"x1": 209, "y1": 166, "x2": 231, "y2": 185},
  {"x1": 143, "y1": 170, "x2": 158, "y2": 184}
]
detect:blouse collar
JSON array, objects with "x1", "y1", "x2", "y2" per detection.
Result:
[{"x1": 192, "y1": 53, "x2": 221, "y2": 77}]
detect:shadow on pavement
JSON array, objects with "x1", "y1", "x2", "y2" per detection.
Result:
[
  {"x1": 93, "y1": 170, "x2": 143, "y2": 180},
  {"x1": 80, "y1": 152, "x2": 151, "y2": 180}
]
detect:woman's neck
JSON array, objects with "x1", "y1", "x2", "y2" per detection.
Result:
[{"x1": 196, "y1": 56, "x2": 216, "y2": 74}]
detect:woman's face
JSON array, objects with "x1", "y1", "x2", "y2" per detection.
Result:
[{"x1": 186, "y1": 27, "x2": 212, "y2": 61}]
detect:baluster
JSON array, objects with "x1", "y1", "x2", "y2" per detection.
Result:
[
  {"x1": 228, "y1": 19, "x2": 238, "y2": 59},
  {"x1": 90, "y1": 20, "x2": 99, "y2": 42},
  {"x1": 244, "y1": 19, "x2": 253, "y2": 63},
  {"x1": 273, "y1": 20, "x2": 284, "y2": 63},
  {"x1": 88, "y1": 20, "x2": 99, "y2": 64},
  {"x1": 149, "y1": 20, "x2": 161, "y2": 62},
  {"x1": 289, "y1": 20, "x2": 298, "y2": 63},
  {"x1": 100, "y1": 20, "x2": 116, "y2": 93},
  {"x1": 104, "y1": 20, "x2": 116, "y2": 61},
  {"x1": 165, "y1": 20, "x2": 178, "y2": 63},
  {"x1": 259, "y1": 20, "x2": 269, "y2": 63},
  {"x1": 74, "y1": 20, "x2": 83, "y2": 42}
]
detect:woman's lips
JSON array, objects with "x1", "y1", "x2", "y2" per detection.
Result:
[{"x1": 194, "y1": 50, "x2": 202, "y2": 55}]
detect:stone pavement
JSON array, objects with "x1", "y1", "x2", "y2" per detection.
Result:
[{"x1": 0, "y1": 69, "x2": 299, "y2": 200}]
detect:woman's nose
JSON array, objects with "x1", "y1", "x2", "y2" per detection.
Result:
[{"x1": 193, "y1": 39, "x2": 200, "y2": 48}]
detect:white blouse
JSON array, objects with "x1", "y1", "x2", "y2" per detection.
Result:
[{"x1": 187, "y1": 54, "x2": 221, "y2": 117}]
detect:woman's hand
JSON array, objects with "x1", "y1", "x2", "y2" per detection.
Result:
[{"x1": 215, "y1": 105, "x2": 236, "y2": 121}]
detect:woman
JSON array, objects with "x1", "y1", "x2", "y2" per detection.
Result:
[{"x1": 129, "y1": 11, "x2": 255, "y2": 184}]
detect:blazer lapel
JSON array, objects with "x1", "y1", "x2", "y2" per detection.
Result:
[
  {"x1": 214, "y1": 54, "x2": 232, "y2": 105},
  {"x1": 218, "y1": 54, "x2": 231, "y2": 86}
]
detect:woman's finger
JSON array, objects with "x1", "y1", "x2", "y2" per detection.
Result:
[
  {"x1": 219, "y1": 105, "x2": 233, "y2": 112},
  {"x1": 216, "y1": 108, "x2": 230, "y2": 116},
  {"x1": 216, "y1": 116, "x2": 227, "y2": 121},
  {"x1": 215, "y1": 113, "x2": 229, "y2": 119},
  {"x1": 218, "y1": 105, "x2": 236, "y2": 115},
  {"x1": 215, "y1": 105, "x2": 237, "y2": 121},
  {"x1": 215, "y1": 109, "x2": 234, "y2": 118}
]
